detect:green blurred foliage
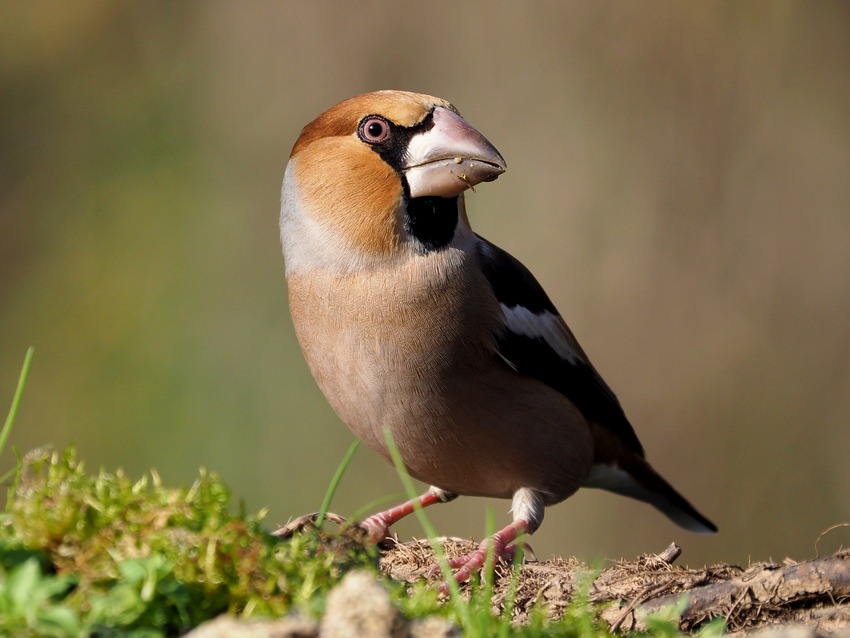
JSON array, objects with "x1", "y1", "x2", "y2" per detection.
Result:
[{"x1": 1, "y1": 2, "x2": 849, "y2": 569}]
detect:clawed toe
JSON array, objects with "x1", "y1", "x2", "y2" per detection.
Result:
[
  {"x1": 360, "y1": 513, "x2": 393, "y2": 544},
  {"x1": 426, "y1": 520, "x2": 532, "y2": 594},
  {"x1": 430, "y1": 540, "x2": 528, "y2": 595}
]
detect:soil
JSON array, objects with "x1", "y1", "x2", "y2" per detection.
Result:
[
  {"x1": 380, "y1": 537, "x2": 850, "y2": 635},
  {"x1": 195, "y1": 517, "x2": 850, "y2": 637}
]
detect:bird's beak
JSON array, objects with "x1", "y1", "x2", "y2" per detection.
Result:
[{"x1": 403, "y1": 106, "x2": 507, "y2": 198}]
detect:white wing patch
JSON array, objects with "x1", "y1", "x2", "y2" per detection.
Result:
[{"x1": 500, "y1": 304, "x2": 583, "y2": 364}]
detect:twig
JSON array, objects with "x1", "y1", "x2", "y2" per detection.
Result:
[
  {"x1": 611, "y1": 580, "x2": 677, "y2": 631},
  {"x1": 816, "y1": 523, "x2": 850, "y2": 557},
  {"x1": 637, "y1": 550, "x2": 850, "y2": 631},
  {"x1": 272, "y1": 511, "x2": 347, "y2": 538},
  {"x1": 657, "y1": 542, "x2": 683, "y2": 565}
]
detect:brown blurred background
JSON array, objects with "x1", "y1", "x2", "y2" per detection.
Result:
[{"x1": 1, "y1": 2, "x2": 848, "y2": 568}]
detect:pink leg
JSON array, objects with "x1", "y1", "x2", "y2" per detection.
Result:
[
  {"x1": 361, "y1": 488, "x2": 455, "y2": 543},
  {"x1": 435, "y1": 519, "x2": 531, "y2": 589}
]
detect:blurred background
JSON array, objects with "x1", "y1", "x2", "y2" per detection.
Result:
[{"x1": 1, "y1": 2, "x2": 848, "y2": 569}]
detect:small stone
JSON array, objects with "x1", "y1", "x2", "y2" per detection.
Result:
[
  {"x1": 743, "y1": 625, "x2": 818, "y2": 638},
  {"x1": 320, "y1": 570, "x2": 403, "y2": 638},
  {"x1": 186, "y1": 614, "x2": 318, "y2": 638},
  {"x1": 408, "y1": 615, "x2": 461, "y2": 638}
]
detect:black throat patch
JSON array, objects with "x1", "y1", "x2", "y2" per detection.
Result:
[{"x1": 404, "y1": 196, "x2": 459, "y2": 252}]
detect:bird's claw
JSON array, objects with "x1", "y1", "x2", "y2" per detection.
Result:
[
  {"x1": 430, "y1": 539, "x2": 529, "y2": 595},
  {"x1": 360, "y1": 513, "x2": 393, "y2": 544}
]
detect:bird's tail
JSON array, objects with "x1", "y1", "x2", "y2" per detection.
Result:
[{"x1": 584, "y1": 455, "x2": 717, "y2": 534}]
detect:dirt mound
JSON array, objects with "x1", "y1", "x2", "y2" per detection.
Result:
[{"x1": 381, "y1": 538, "x2": 850, "y2": 635}]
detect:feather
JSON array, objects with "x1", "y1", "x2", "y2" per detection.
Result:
[{"x1": 476, "y1": 235, "x2": 645, "y2": 456}]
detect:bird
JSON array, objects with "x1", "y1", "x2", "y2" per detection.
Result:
[{"x1": 279, "y1": 90, "x2": 716, "y2": 582}]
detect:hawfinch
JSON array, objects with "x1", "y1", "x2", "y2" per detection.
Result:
[{"x1": 280, "y1": 90, "x2": 716, "y2": 581}]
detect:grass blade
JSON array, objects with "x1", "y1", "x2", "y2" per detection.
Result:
[
  {"x1": 381, "y1": 427, "x2": 470, "y2": 626},
  {"x1": 316, "y1": 439, "x2": 360, "y2": 528},
  {"x1": 1, "y1": 347, "x2": 34, "y2": 457}
]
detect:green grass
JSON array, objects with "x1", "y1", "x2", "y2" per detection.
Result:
[
  {"x1": 0, "y1": 350, "x2": 710, "y2": 636},
  {"x1": 1, "y1": 347, "x2": 33, "y2": 452}
]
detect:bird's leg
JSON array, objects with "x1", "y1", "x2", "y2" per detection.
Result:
[
  {"x1": 435, "y1": 487, "x2": 544, "y2": 587},
  {"x1": 361, "y1": 486, "x2": 456, "y2": 543}
]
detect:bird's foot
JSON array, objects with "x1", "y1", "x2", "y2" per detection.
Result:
[
  {"x1": 360, "y1": 512, "x2": 394, "y2": 544},
  {"x1": 433, "y1": 541, "x2": 522, "y2": 584},
  {"x1": 431, "y1": 520, "x2": 531, "y2": 594}
]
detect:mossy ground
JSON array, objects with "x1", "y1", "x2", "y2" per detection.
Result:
[
  {"x1": 0, "y1": 448, "x2": 380, "y2": 636},
  {"x1": 4, "y1": 449, "x2": 849, "y2": 636}
]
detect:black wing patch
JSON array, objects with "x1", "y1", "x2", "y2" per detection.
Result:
[{"x1": 476, "y1": 235, "x2": 645, "y2": 457}]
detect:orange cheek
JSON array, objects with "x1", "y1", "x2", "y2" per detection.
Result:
[{"x1": 295, "y1": 140, "x2": 404, "y2": 256}]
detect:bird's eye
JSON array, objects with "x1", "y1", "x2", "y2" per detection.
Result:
[{"x1": 359, "y1": 116, "x2": 390, "y2": 144}]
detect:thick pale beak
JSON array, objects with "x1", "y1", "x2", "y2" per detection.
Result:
[{"x1": 403, "y1": 106, "x2": 506, "y2": 198}]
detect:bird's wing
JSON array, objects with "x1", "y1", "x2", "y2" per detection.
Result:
[{"x1": 475, "y1": 235, "x2": 645, "y2": 457}]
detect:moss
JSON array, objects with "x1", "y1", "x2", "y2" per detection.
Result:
[{"x1": 0, "y1": 448, "x2": 378, "y2": 636}]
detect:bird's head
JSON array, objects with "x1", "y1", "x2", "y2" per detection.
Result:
[{"x1": 281, "y1": 90, "x2": 506, "y2": 274}]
